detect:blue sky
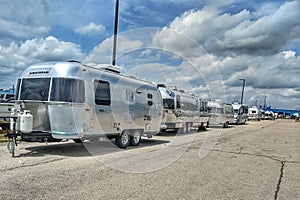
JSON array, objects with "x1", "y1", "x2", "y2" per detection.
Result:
[{"x1": 0, "y1": 0, "x2": 299, "y2": 109}]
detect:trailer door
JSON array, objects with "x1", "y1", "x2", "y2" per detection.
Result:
[{"x1": 94, "y1": 79, "x2": 114, "y2": 134}]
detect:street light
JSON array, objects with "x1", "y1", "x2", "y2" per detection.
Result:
[
  {"x1": 112, "y1": 0, "x2": 119, "y2": 66},
  {"x1": 239, "y1": 79, "x2": 245, "y2": 105}
]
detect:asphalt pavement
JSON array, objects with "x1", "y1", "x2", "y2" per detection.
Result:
[{"x1": 0, "y1": 119, "x2": 299, "y2": 200}]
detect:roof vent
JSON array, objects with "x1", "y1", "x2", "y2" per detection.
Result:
[
  {"x1": 68, "y1": 60, "x2": 81, "y2": 63},
  {"x1": 84, "y1": 63, "x2": 121, "y2": 73}
]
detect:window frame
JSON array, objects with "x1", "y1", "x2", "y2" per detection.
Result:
[{"x1": 94, "y1": 79, "x2": 111, "y2": 106}]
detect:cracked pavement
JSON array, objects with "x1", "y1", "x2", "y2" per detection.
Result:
[{"x1": 0, "y1": 119, "x2": 299, "y2": 199}]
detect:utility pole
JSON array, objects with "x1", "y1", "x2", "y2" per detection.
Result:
[
  {"x1": 112, "y1": 0, "x2": 119, "y2": 66},
  {"x1": 239, "y1": 79, "x2": 245, "y2": 105}
]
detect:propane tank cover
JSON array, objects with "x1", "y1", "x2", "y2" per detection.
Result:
[{"x1": 20, "y1": 110, "x2": 33, "y2": 133}]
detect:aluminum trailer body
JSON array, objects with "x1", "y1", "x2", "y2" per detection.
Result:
[
  {"x1": 158, "y1": 86, "x2": 209, "y2": 133},
  {"x1": 13, "y1": 61, "x2": 163, "y2": 148},
  {"x1": 207, "y1": 100, "x2": 234, "y2": 128}
]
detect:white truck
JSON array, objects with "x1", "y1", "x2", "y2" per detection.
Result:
[
  {"x1": 0, "y1": 102, "x2": 15, "y2": 130},
  {"x1": 0, "y1": 93, "x2": 15, "y2": 102},
  {"x1": 232, "y1": 102, "x2": 248, "y2": 124},
  {"x1": 248, "y1": 106, "x2": 262, "y2": 121}
]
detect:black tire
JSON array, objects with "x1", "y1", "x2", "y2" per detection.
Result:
[
  {"x1": 73, "y1": 139, "x2": 82, "y2": 143},
  {"x1": 197, "y1": 123, "x2": 203, "y2": 132},
  {"x1": 116, "y1": 131, "x2": 130, "y2": 148},
  {"x1": 223, "y1": 122, "x2": 229, "y2": 128},
  {"x1": 160, "y1": 129, "x2": 167, "y2": 133},
  {"x1": 130, "y1": 130, "x2": 141, "y2": 146}
]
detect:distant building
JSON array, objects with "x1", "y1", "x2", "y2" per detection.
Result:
[{"x1": 261, "y1": 105, "x2": 300, "y2": 118}]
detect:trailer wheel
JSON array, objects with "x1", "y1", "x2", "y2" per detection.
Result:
[
  {"x1": 225, "y1": 122, "x2": 229, "y2": 128},
  {"x1": 73, "y1": 139, "x2": 82, "y2": 143},
  {"x1": 197, "y1": 123, "x2": 203, "y2": 132},
  {"x1": 223, "y1": 122, "x2": 229, "y2": 128},
  {"x1": 116, "y1": 131, "x2": 130, "y2": 148},
  {"x1": 130, "y1": 130, "x2": 141, "y2": 146}
]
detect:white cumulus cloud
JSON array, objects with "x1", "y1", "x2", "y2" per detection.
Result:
[
  {"x1": 74, "y1": 22, "x2": 106, "y2": 36},
  {"x1": 0, "y1": 36, "x2": 85, "y2": 88}
]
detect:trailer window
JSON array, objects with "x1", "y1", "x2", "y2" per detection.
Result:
[
  {"x1": 225, "y1": 106, "x2": 233, "y2": 114},
  {"x1": 210, "y1": 107, "x2": 224, "y2": 114},
  {"x1": 20, "y1": 78, "x2": 51, "y2": 101},
  {"x1": 50, "y1": 78, "x2": 85, "y2": 103},
  {"x1": 176, "y1": 96, "x2": 181, "y2": 109},
  {"x1": 244, "y1": 107, "x2": 248, "y2": 114},
  {"x1": 163, "y1": 99, "x2": 174, "y2": 109},
  {"x1": 94, "y1": 80, "x2": 111, "y2": 106},
  {"x1": 181, "y1": 101, "x2": 197, "y2": 111},
  {"x1": 15, "y1": 79, "x2": 21, "y2": 100},
  {"x1": 148, "y1": 101, "x2": 153, "y2": 106},
  {"x1": 200, "y1": 102, "x2": 209, "y2": 112}
]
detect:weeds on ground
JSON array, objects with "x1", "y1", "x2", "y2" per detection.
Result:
[{"x1": 0, "y1": 131, "x2": 8, "y2": 142}]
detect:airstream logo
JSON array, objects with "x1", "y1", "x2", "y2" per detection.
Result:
[{"x1": 29, "y1": 71, "x2": 49, "y2": 75}]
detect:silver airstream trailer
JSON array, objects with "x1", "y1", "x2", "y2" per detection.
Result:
[
  {"x1": 207, "y1": 99, "x2": 234, "y2": 128},
  {"x1": 12, "y1": 61, "x2": 163, "y2": 148},
  {"x1": 158, "y1": 85, "x2": 209, "y2": 133}
]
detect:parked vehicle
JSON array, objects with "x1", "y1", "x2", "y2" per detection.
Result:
[
  {"x1": 0, "y1": 93, "x2": 15, "y2": 103},
  {"x1": 261, "y1": 110, "x2": 275, "y2": 120},
  {"x1": 207, "y1": 99, "x2": 234, "y2": 128},
  {"x1": 158, "y1": 85, "x2": 209, "y2": 133},
  {"x1": 248, "y1": 106, "x2": 262, "y2": 121},
  {"x1": 11, "y1": 61, "x2": 163, "y2": 148},
  {"x1": 0, "y1": 102, "x2": 16, "y2": 130},
  {"x1": 232, "y1": 102, "x2": 248, "y2": 124}
]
